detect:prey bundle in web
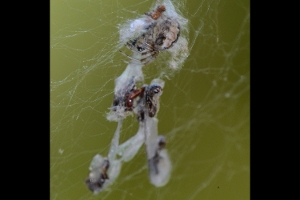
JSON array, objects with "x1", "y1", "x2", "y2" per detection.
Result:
[{"x1": 85, "y1": 0, "x2": 189, "y2": 194}]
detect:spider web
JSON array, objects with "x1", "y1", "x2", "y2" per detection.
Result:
[{"x1": 50, "y1": 0, "x2": 250, "y2": 199}]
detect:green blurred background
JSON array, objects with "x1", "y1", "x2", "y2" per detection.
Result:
[{"x1": 50, "y1": 0, "x2": 250, "y2": 199}]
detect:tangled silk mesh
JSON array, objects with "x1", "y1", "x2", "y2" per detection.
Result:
[{"x1": 50, "y1": 0, "x2": 250, "y2": 199}]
